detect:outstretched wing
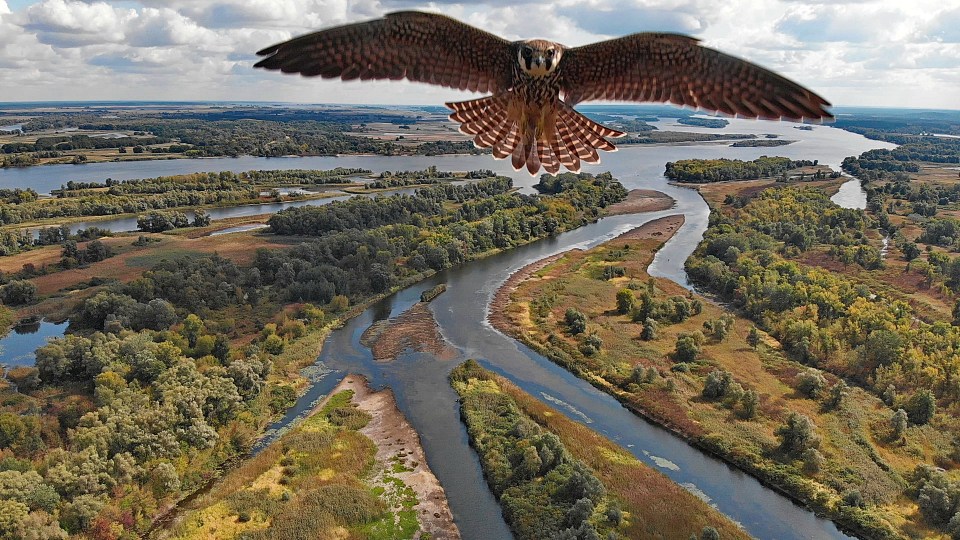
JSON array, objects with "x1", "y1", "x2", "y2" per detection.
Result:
[
  {"x1": 255, "y1": 11, "x2": 514, "y2": 94},
  {"x1": 559, "y1": 33, "x2": 832, "y2": 121}
]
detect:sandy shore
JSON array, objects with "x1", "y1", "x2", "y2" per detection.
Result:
[
  {"x1": 615, "y1": 214, "x2": 685, "y2": 241},
  {"x1": 360, "y1": 301, "x2": 458, "y2": 362},
  {"x1": 605, "y1": 189, "x2": 675, "y2": 215},
  {"x1": 339, "y1": 374, "x2": 460, "y2": 539}
]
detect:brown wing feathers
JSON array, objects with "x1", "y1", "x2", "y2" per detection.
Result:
[
  {"x1": 560, "y1": 33, "x2": 832, "y2": 121},
  {"x1": 255, "y1": 11, "x2": 512, "y2": 94}
]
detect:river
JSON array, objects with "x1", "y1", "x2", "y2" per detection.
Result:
[{"x1": 0, "y1": 120, "x2": 893, "y2": 538}]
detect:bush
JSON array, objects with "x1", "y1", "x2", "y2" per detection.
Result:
[
  {"x1": 776, "y1": 413, "x2": 819, "y2": 456},
  {"x1": 796, "y1": 368, "x2": 826, "y2": 398},
  {"x1": 0, "y1": 280, "x2": 37, "y2": 306},
  {"x1": 674, "y1": 334, "x2": 701, "y2": 362},
  {"x1": 906, "y1": 389, "x2": 936, "y2": 425}
]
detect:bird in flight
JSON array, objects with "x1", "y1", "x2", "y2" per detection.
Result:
[{"x1": 255, "y1": 11, "x2": 832, "y2": 175}]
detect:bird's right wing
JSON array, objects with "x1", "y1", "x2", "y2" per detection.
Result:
[
  {"x1": 255, "y1": 11, "x2": 514, "y2": 94},
  {"x1": 559, "y1": 33, "x2": 832, "y2": 121}
]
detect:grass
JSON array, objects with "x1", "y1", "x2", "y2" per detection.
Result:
[
  {"x1": 164, "y1": 386, "x2": 431, "y2": 540},
  {"x1": 499, "y1": 227, "x2": 951, "y2": 539}
]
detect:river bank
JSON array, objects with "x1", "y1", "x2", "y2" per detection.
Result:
[
  {"x1": 487, "y1": 219, "x2": 905, "y2": 539},
  {"x1": 159, "y1": 373, "x2": 458, "y2": 539}
]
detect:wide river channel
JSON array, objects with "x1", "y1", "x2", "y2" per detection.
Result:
[{"x1": 0, "y1": 118, "x2": 894, "y2": 538}]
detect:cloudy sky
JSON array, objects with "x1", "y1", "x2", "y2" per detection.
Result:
[{"x1": 1, "y1": 0, "x2": 959, "y2": 109}]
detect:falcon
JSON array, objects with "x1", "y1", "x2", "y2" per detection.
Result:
[{"x1": 255, "y1": 11, "x2": 832, "y2": 175}]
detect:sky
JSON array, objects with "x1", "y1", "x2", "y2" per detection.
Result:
[{"x1": 0, "y1": 0, "x2": 959, "y2": 109}]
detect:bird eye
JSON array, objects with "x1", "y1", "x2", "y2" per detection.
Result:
[
  {"x1": 522, "y1": 46, "x2": 533, "y2": 58},
  {"x1": 547, "y1": 49, "x2": 555, "y2": 57}
]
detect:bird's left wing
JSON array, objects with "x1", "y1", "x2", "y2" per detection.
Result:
[
  {"x1": 255, "y1": 11, "x2": 514, "y2": 94},
  {"x1": 559, "y1": 33, "x2": 832, "y2": 121}
]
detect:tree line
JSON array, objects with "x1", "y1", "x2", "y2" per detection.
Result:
[{"x1": 665, "y1": 156, "x2": 817, "y2": 183}]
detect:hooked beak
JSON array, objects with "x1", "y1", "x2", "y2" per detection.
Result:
[{"x1": 533, "y1": 55, "x2": 545, "y2": 68}]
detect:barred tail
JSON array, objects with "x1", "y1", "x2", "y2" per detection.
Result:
[{"x1": 446, "y1": 96, "x2": 625, "y2": 176}]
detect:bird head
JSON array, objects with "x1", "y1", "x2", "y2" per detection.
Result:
[{"x1": 518, "y1": 40, "x2": 562, "y2": 77}]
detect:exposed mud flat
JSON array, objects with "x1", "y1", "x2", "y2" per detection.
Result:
[{"x1": 360, "y1": 302, "x2": 458, "y2": 362}]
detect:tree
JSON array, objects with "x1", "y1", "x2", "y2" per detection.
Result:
[
  {"x1": 747, "y1": 326, "x2": 761, "y2": 348},
  {"x1": 640, "y1": 318, "x2": 659, "y2": 341},
  {"x1": 565, "y1": 308, "x2": 587, "y2": 335},
  {"x1": 891, "y1": 409, "x2": 908, "y2": 441},
  {"x1": 0, "y1": 280, "x2": 37, "y2": 306},
  {"x1": 674, "y1": 334, "x2": 700, "y2": 362},
  {"x1": 906, "y1": 390, "x2": 936, "y2": 425},
  {"x1": 903, "y1": 242, "x2": 921, "y2": 261},
  {"x1": 192, "y1": 208, "x2": 211, "y2": 227},
  {"x1": 616, "y1": 289, "x2": 635, "y2": 315},
  {"x1": 824, "y1": 380, "x2": 849, "y2": 410},
  {"x1": 740, "y1": 389, "x2": 760, "y2": 419},
  {"x1": 0, "y1": 499, "x2": 28, "y2": 539},
  {"x1": 796, "y1": 368, "x2": 826, "y2": 398},
  {"x1": 702, "y1": 370, "x2": 732, "y2": 400},
  {"x1": 777, "y1": 413, "x2": 819, "y2": 456},
  {"x1": 703, "y1": 315, "x2": 734, "y2": 342},
  {"x1": 701, "y1": 527, "x2": 720, "y2": 540},
  {"x1": 181, "y1": 314, "x2": 205, "y2": 348}
]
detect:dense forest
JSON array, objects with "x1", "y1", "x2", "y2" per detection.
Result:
[
  {"x1": 685, "y1": 184, "x2": 960, "y2": 537},
  {"x1": 261, "y1": 173, "x2": 627, "y2": 304},
  {"x1": 664, "y1": 156, "x2": 819, "y2": 183},
  {"x1": 686, "y1": 186, "x2": 960, "y2": 406},
  {"x1": 451, "y1": 361, "x2": 622, "y2": 540}
]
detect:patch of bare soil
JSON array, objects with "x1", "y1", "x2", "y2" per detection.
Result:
[
  {"x1": 360, "y1": 302, "x2": 458, "y2": 362},
  {"x1": 605, "y1": 189, "x2": 675, "y2": 215},
  {"x1": 343, "y1": 375, "x2": 460, "y2": 540}
]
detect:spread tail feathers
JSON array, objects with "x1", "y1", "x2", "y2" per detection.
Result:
[{"x1": 446, "y1": 96, "x2": 625, "y2": 176}]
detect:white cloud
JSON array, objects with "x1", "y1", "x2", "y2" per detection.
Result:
[{"x1": 0, "y1": 0, "x2": 957, "y2": 108}]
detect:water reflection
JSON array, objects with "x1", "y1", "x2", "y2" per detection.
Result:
[{"x1": 0, "y1": 320, "x2": 69, "y2": 368}]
